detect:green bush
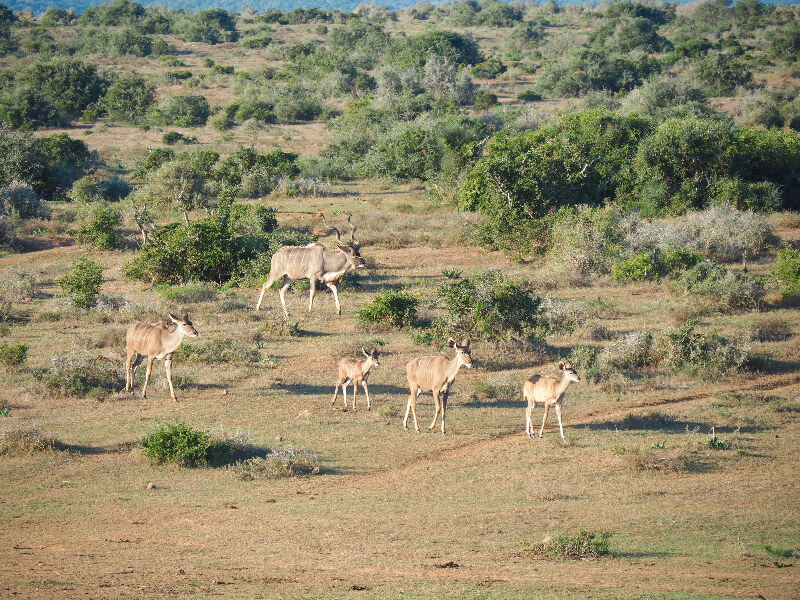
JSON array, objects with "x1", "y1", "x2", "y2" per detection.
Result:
[
  {"x1": 140, "y1": 421, "x2": 229, "y2": 467},
  {"x1": 657, "y1": 321, "x2": 750, "y2": 376},
  {"x1": 471, "y1": 58, "x2": 506, "y2": 79},
  {"x1": 540, "y1": 528, "x2": 612, "y2": 559},
  {"x1": 182, "y1": 8, "x2": 238, "y2": 45},
  {"x1": 431, "y1": 269, "x2": 542, "y2": 345},
  {"x1": 57, "y1": 257, "x2": 103, "y2": 309},
  {"x1": 18, "y1": 56, "x2": 108, "y2": 121},
  {"x1": 473, "y1": 91, "x2": 498, "y2": 111},
  {"x1": 358, "y1": 288, "x2": 419, "y2": 329},
  {"x1": 612, "y1": 248, "x2": 702, "y2": 282},
  {"x1": 147, "y1": 94, "x2": 210, "y2": 127},
  {"x1": 773, "y1": 248, "x2": 800, "y2": 301},
  {"x1": 162, "y1": 131, "x2": 184, "y2": 145},
  {"x1": 133, "y1": 148, "x2": 175, "y2": 178},
  {"x1": 612, "y1": 252, "x2": 659, "y2": 282},
  {"x1": 0, "y1": 342, "x2": 27, "y2": 370},
  {"x1": 673, "y1": 261, "x2": 767, "y2": 311},
  {"x1": 459, "y1": 111, "x2": 648, "y2": 245},
  {"x1": 72, "y1": 206, "x2": 122, "y2": 250}
]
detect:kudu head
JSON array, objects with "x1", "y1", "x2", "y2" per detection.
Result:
[
  {"x1": 169, "y1": 311, "x2": 199, "y2": 338},
  {"x1": 321, "y1": 212, "x2": 365, "y2": 269},
  {"x1": 448, "y1": 338, "x2": 473, "y2": 369},
  {"x1": 559, "y1": 361, "x2": 580, "y2": 383},
  {"x1": 362, "y1": 346, "x2": 380, "y2": 367}
]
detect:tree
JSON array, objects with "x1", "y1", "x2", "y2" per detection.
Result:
[{"x1": 102, "y1": 73, "x2": 155, "y2": 122}]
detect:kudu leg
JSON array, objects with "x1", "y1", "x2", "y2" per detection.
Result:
[
  {"x1": 403, "y1": 388, "x2": 421, "y2": 432},
  {"x1": 278, "y1": 277, "x2": 291, "y2": 319},
  {"x1": 362, "y1": 381, "x2": 371, "y2": 411},
  {"x1": 428, "y1": 392, "x2": 441, "y2": 431},
  {"x1": 351, "y1": 380, "x2": 358, "y2": 411},
  {"x1": 125, "y1": 353, "x2": 133, "y2": 393},
  {"x1": 525, "y1": 399, "x2": 534, "y2": 437},
  {"x1": 538, "y1": 404, "x2": 550, "y2": 439},
  {"x1": 308, "y1": 278, "x2": 317, "y2": 312},
  {"x1": 326, "y1": 283, "x2": 341, "y2": 315},
  {"x1": 331, "y1": 381, "x2": 341, "y2": 407},
  {"x1": 555, "y1": 404, "x2": 566, "y2": 441},
  {"x1": 440, "y1": 391, "x2": 448, "y2": 435},
  {"x1": 141, "y1": 356, "x2": 155, "y2": 399},
  {"x1": 165, "y1": 358, "x2": 178, "y2": 402}
]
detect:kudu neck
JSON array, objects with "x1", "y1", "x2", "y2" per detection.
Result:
[{"x1": 557, "y1": 371, "x2": 574, "y2": 395}]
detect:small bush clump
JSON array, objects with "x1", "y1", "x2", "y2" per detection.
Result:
[
  {"x1": 139, "y1": 421, "x2": 230, "y2": 467},
  {"x1": 358, "y1": 288, "x2": 419, "y2": 329},
  {"x1": 72, "y1": 206, "x2": 122, "y2": 250},
  {"x1": 657, "y1": 321, "x2": 750, "y2": 376},
  {"x1": 535, "y1": 528, "x2": 612, "y2": 559},
  {"x1": 40, "y1": 348, "x2": 123, "y2": 398},
  {"x1": 672, "y1": 261, "x2": 767, "y2": 311},
  {"x1": 431, "y1": 269, "x2": 542, "y2": 345},
  {"x1": 57, "y1": 257, "x2": 103, "y2": 309},
  {"x1": 230, "y1": 447, "x2": 320, "y2": 480},
  {"x1": 0, "y1": 342, "x2": 28, "y2": 370}
]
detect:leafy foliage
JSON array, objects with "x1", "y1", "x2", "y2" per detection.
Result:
[
  {"x1": 140, "y1": 421, "x2": 230, "y2": 467},
  {"x1": 358, "y1": 288, "x2": 419, "y2": 329},
  {"x1": 0, "y1": 342, "x2": 27, "y2": 370},
  {"x1": 57, "y1": 257, "x2": 103, "y2": 309},
  {"x1": 72, "y1": 206, "x2": 122, "y2": 250},
  {"x1": 430, "y1": 269, "x2": 541, "y2": 344},
  {"x1": 773, "y1": 248, "x2": 800, "y2": 301}
]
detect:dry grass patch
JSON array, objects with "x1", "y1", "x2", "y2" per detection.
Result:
[
  {"x1": 229, "y1": 447, "x2": 320, "y2": 480},
  {"x1": 0, "y1": 427, "x2": 60, "y2": 455}
]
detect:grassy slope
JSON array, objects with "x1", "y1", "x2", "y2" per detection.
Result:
[{"x1": 1, "y1": 6, "x2": 800, "y2": 600}]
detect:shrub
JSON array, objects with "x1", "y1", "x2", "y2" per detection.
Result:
[
  {"x1": 537, "y1": 528, "x2": 612, "y2": 559},
  {"x1": 358, "y1": 288, "x2": 419, "y2": 329},
  {"x1": 41, "y1": 348, "x2": 123, "y2": 398},
  {"x1": 147, "y1": 94, "x2": 210, "y2": 127},
  {"x1": 773, "y1": 248, "x2": 800, "y2": 301},
  {"x1": 692, "y1": 51, "x2": 752, "y2": 96},
  {"x1": 72, "y1": 206, "x2": 122, "y2": 250},
  {"x1": 19, "y1": 56, "x2": 108, "y2": 120},
  {"x1": 140, "y1": 421, "x2": 229, "y2": 467},
  {"x1": 599, "y1": 329, "x2": 655, "y2": 371},
  {"x1": 230, "y1": 448, "x2": 320, "y2": 480},
  {"x1": 162, "y1": 131, "x2": 184, "y2": 145},
  {"x1": 156, "y1": 281, "x2": 217, "y2": 303},
  {"x1": 0, "y1": 427, "x2": 60, "y2": 455},
  {"x1": 431, "y1": 269, "x2": 542, "y2": 345},
  {"x1": 0, "y1": 342, "x2": 27, "y2": 370},
  {"x1": 182, "y1": 8, "x2": 239, "y2": 45},
  {"x1": 0, "y1": 180, "x2": 47, "y2": 219},
  {"x1": 673, "y1": 261, "x2": 767, "y2": 311},
  {"x1": 0, "y1": 267, "x2": 37, "y2": 301},
  {"x1": 681, "y1": 205, "x2": 778, "y2": 264},
  {"x1": 57, "y1": 257, "x2": 103, "y2": 309},
  {"x1": 471, "y1": 59, "x2": 506, "y2": 79},
  {"x1": 473, "y1": 91, "x2": 498, "y2": 111},
  {"x1": 656, "y1": 321, "x2": 750, "y2": 376},
  {"x1": 612, "y1": 248, "x2": 702, "y2": 282}
]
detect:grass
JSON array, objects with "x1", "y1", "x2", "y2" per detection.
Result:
[{"x1": 0, "y1": 8, "x2": 799, "y2": 599}]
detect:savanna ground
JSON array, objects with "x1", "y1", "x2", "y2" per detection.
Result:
[
  {"x1": 2, "y1": 2, "x2": 800, "y2": 598},
  {"x1": 1, "y1": 197, "x2": 800, "y2": 600}
]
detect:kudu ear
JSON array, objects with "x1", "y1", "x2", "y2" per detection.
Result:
[
  {"x1": 460, "y1": 338, "x2": 471, "y2": 348},
  {"x1": 559, "y1": 361, "x2": 565, "y2": 370},
  {"x1": 181, "y1": 311, "x2": 189, "y2": 321},
  {"x1": 362, "y1": 347, "x2": 368, "y2": 357},
  {"x1": 168, "y1": 312, "x2": 180, "y2": 323},
  {"x1": 447, "y1": 338, "x2": 456, "y2": 348}
]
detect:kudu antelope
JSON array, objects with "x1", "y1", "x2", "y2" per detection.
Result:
[
  {"x1": 124, "y1": 312, "x2": 198, "y2": 402},
  {"x1": 331, "y1": 347, "x2": 380, "y2": 411},
  {"x1": 524, "y1": 361, "x2": 580, "y2": 441},
  {"x1": 404, "y1": 338, "x2": 472, "y2": 435},
  {"x1": 255, "y1": 212, "x2": 365, "y2": 318}
]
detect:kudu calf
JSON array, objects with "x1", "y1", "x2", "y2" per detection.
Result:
[
  {"x1": 404, "y1": 338, "x2": 472, "y2": 435},
  {"x1": 255, "y1": 212, "x2": 365, "y2": 318},
  {"x1": 125, "y1": 312, "x2": 198, "y2": 402},
  {"x1": 331, "y1": 347, "x2": 380, "y2": 411},
  {"x1": 523, "y1": 361, "x2": 581, "y2": 441}
]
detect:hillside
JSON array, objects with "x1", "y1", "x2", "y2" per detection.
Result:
[{"x1": 1, "y1": 0, "x2": 800, "y2": 598}]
